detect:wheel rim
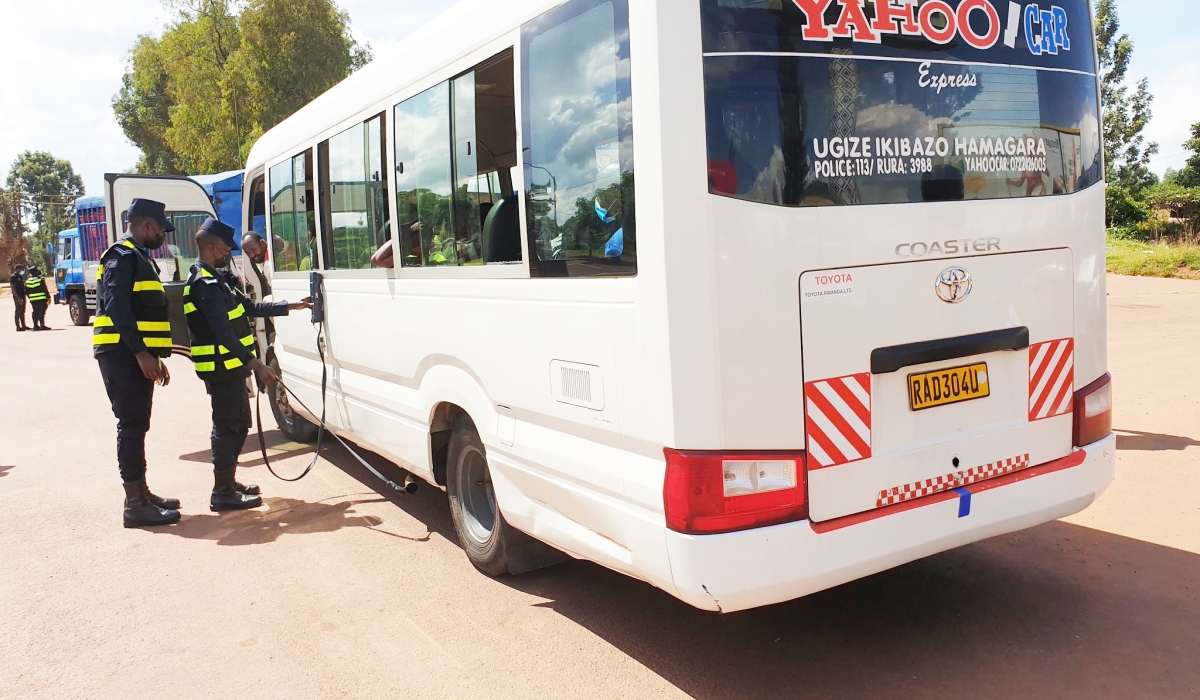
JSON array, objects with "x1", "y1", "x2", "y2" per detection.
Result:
[
  {"x1": 273, "y1": 375, "x2": 297, "y2": 423},
  {"x1": 69, "y1": 299, "x2": 81, "y2": 324},
  {"x1": 458, "y1": 445, "x2": 496, "y2": 545}
]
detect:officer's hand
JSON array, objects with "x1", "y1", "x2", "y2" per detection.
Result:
[
  {"x1": 136, "y1": 352, "x2": 165, "y2": 383},
  {"x1": 288, "y1": 297, "x2": 313, "y2": 311},
  {"x1": 249, "y1": 359, "x2": 280, "y2": 388}
]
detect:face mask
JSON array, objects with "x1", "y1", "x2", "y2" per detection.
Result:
[
  {"x1": 145, "y1": 230, "x2": 167, "y2": 250},
  {"x1": 218, "y1": 254, "x2": 234, "y2": 269}
]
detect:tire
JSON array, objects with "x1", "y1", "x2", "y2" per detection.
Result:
[
  {"x1": 69, "y1": 294, "x2": 90, "y2": 326},
  {"x1": 446, "y1": 418, "x2": 570, "y2": 577},
  {"x1": 447, "y1": 418, "x2": 514, "y2": 577},
  {"x1": 267, "y1": 355, "x2": 320, "y2": 443}
]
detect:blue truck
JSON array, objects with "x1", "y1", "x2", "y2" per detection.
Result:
[{"x1": 53, "y1": 172, "x2": 244, "y2": 326}]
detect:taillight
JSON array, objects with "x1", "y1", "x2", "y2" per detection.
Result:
[
  {"x1": 1073, "y1": 373, "x2": 1113, "y2": 447},
  {"x1": 664, "y1": 450, "x2": 808, "y2": 535}
]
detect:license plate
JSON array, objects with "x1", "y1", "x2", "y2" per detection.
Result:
[{"x1": 908, "y1": 363, "x2": 990, "y2": 411}]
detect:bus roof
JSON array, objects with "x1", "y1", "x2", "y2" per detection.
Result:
[{"x1": 246, "y1": 0, "x2": 554, "y2": 170}]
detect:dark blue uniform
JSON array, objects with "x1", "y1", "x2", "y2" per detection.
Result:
[
  {"x1": 9, "y1": 270, "x2": 26, "y2": 331},
  {"x1": 94, "y1": 238, "x2": 173, "y2": 484},
  {"x1": 185, "y1": 260, "x2": 289, "y2": 474},
  {"x1": 24, "y1": 271, "x2": 50, "y2": 330}
]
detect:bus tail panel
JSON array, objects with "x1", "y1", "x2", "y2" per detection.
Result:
[{"x1": 800, "y1": 249, "x2": 1074, "y2": 522}]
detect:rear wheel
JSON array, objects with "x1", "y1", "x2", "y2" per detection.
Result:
[
  {"x1": 69, "y1": 294, "x2": 90, "y2": 326},
  {"x1": 444, "y1": 418, "x2": 569, "y2": 575},
  {"x1": 447, "y1": 419, "x2": 511, "y2": 576},
  {"x1": 267, "y1": 355, "x2": 319, "y2": 443}
]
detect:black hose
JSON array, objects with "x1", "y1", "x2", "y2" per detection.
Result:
[{"x1": 254, "y1": 324, "x2": 416, "y2": 495}]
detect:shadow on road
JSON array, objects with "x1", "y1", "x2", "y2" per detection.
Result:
[
  {"x1": 276, "y1": 434, "x2": 1200, "y2": 699},
  {"x1": 1116, "y1": 428, "x2": 1200, "y2": 452},
  {"x1": 502, "y1": 523, "x2": 1200, "y2": 700},
  {"x1": 0, "y1": 465, "x2": 14, "y2": 478},
  {"x1": 178, "y1": 429, "x2": 315, "y2": 468},
  {"x1": 147, "y1": 495, "x2": 432, "y2": 546}
]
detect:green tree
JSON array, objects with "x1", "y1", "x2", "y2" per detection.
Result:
[
  {"x1": 114, "y1": 0, "x2": 371, "y2": 174},
  {"x1": 1095, "y1": 0, "x2": 1159, "y2": 197},
  {"x1": 1146, "y1": 182, "x2": 1200, "y2": 238},
  {"x1": 113, "y1": 36, "x2": 182, "y2": 174},
  {"x1": 236, "y1": 0, "x2": 372, "y2": 130},
  {"x1": 1175, "y1": 122, "x2": 1200, "y2": 189},
  {"x1": 5, "y1": 151, "x2": 85, "y2": 270}
]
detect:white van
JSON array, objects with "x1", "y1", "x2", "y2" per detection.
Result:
[{"x1": 135, "y1": 0, "x2": 1116, "y2": 612}]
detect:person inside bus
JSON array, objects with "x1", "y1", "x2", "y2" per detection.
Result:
[
  {"x1": 921, "y1": 164, "x2": 966, "y2": 202},
  {"x1": 299, "y1": 231, "x2": 319, "y2": 271},
  {"x1": 241, "y1": 232, "x2": 272, "y2": 298}
]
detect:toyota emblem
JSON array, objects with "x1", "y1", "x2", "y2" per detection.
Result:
[{"x1": 935, "y1": 267, "x2": 973, "y2": 304}]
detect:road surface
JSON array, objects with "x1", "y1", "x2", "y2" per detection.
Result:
[{"x1": 1, "y1": 275, "x2": 1197, "y2": 699}]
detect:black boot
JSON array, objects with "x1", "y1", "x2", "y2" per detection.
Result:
[
  {"x1": 143, "y1": 482, "x2": 181, "y2": 510},
  {"x1": 211, "y1": 470, "x2": 262, "y2": 512},
  {"x1": 232, "y1": 468, "x2": 261, "y2": 496},
  {"x1": 123, "y1": 481, "x2": 181, "y2": 528}
]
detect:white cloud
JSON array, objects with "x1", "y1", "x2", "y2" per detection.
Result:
[
  {"x1": 0, "y1": 0, "x2": 458, "y2": 199},
  {"x1": 1142, "y1": 61, "x2": 1200, "y2": 176},
  {"x1": 0, "y1": 0, "x2": 166, "y2": 198}
]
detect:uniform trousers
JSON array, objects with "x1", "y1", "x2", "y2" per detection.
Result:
[
  {"x1": 12, "y1": 296, "x2": 26, "y2": 329},
  {"x1": 206, "y1": 377, "x2": 252, "y2": 473},
  {"x1": 97, "y1": 350, "x2": 155, "y2": 483},
  {"x1": 31, "y1": 301, "x2": 47, "y2": 327}
]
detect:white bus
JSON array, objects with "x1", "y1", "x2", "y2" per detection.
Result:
[{"x1": 142, "y1": 0, "x2": 1119, "y2": 612}]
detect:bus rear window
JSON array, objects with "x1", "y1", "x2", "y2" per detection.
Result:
[{"x1": 701, "y1": 0, "x2": 1101, "y2": 207}]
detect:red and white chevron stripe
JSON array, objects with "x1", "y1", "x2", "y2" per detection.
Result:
[
  {"x1": 805, "y1": 373, "x2": 872, "y2": 469},
  {"x1": 1029, "y1": 338, "x2": 1074, "y2": 422}
]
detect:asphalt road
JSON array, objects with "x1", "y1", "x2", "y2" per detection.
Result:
[{"x1": 2, "y1": 275, "x2": 1197, "y2": 700}]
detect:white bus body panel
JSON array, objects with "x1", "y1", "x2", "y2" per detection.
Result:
[
  {"x1": 800, "y1": 250, "x2": 1074, "y2": 522},
  {"x1": 247, "y1": 0, "x2": 1112, "y2": 610}
]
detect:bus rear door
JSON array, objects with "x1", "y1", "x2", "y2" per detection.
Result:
[{"x1": 104, "y1": 174, "x2": 217, "y2": 355}]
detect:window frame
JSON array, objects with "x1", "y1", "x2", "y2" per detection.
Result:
[
  {"x1": 317, "y1": 111, "x2": 392, "y2": 272},
  {"x1": 389, "y1": 33, "x2": 529, "y2": 281},
  {"x1": 263, "y1": 31, "x2": 528, "y2": 281},
  {"x1": 266, "y1": 149, "x2": 319, "y2": 278},
  {"x1": 520, "y1": 0, "x2": 638, "y2": 279}
]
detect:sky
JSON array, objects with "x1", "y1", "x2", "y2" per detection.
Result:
[{"x1": 0, "y1": 0, "x2": 1196, "y2": 199}]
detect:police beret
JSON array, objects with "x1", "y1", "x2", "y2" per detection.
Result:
[
  {"x1": 128, "y1": 199, "x2": 176, "y2": 233},
  {"x1": 198, "y1": 217, "x2": 237, "y2": 248}
]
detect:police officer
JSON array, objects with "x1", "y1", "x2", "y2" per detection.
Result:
[
  {"x1": 24, "y1": 266, "x2": 51, "y2": 330},
  {"x1": 184, "y1": 218, "x2": 310, "y2": 511},
  {"x1": 9, "y1": 263, "x2": 27, "y2": 332},
  {"x1": 94, "y1": 199, "x2": 180, "y2": 528}
]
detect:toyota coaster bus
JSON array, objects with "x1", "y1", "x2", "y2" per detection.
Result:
[{"x1": 136, "y1": 0, "x2": 1115, "y2": 612}]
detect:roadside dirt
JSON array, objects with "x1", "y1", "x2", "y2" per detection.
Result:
[{"x1": 1, "y1": 276, "x2": 1196, "y2": 700}]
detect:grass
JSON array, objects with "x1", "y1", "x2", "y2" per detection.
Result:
[{"x1": 1106, "y1": 236, "x2": 1200, "y2": 279}]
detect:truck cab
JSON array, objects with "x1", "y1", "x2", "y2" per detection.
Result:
[{"x1": 53, "y1": 227, "x2": 94, "y2": 326}]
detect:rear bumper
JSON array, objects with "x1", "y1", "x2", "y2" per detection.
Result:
[{"x1": 664, "y1": 434, "x2": 1116, "y2": 612}]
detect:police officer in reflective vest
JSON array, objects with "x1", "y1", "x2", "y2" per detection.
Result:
[
  {"x1": 184, "y1": 218, "x2": 310, "y2": 511},
  {"x1": 94, "y1": 199, "x2": 180, "y2": 528},
  {"x1": 24, "y1": 266, "x2": 51, "y2": 330},
  {"x1": 9, "y1": 263, "x2": 28, "y2": 332}
]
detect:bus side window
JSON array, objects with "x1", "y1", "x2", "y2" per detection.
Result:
[
  {"x1": 319, "y1": 113, "x2": 390, "y2": 270},
  {"x1": 522, "y1": 0, "x2": 636, "y2": 278},
  {"x1": 269, "y1": 149, "x2": 318, "y2": 273},
  {"x1": 249, "y1": 174, "x2": 267, "y2": 239},
  {"x1": 393, "y1": 50, "x2": 520, "y2": 269}
]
